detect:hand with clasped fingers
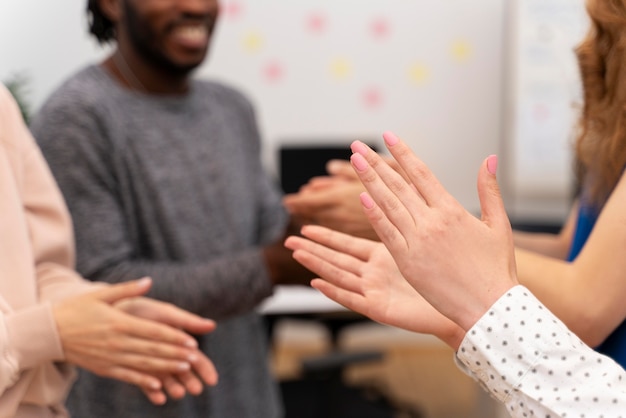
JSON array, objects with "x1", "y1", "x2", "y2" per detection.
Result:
[
  {"x1": 53, "y1": 277, "x2": 218, "y2": 405},
  {"x1": 283, "y1": 158, "x2": 409, "y2": 242}
]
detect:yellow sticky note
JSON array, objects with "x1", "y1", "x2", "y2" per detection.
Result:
[
  {"x1": 329, "y1": 58, "x2": 352, "y2": 80},
  {"x1": 242, "y1": 31, "x2": 263, "y2": 53},
  {"x1": 451, "y1": 40, "x2": 472, "y2": 62},
  {"x1": 408, "y1": 64, "x2": 431, "y2": 85}
]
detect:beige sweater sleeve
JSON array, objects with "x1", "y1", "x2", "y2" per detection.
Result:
[
  {"x1": 0, "y1": 84, "x2": 94, "y2": 399},
  {"x1": 21, "y1": 120, "x2": 95, "y2": 303}
]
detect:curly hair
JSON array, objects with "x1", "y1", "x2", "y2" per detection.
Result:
[
  {"x1": 574, "y1": 0, "x2": 626, "y2": 205},
  {"x1": 87, "y1": 0, "x2": 115, "y2": 43}
]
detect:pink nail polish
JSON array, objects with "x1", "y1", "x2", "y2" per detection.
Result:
[
  {"x1": 359, "y1": 192, "x2": 375, "y2": 209},
  {"x1": 351, "y1": 153, "x2": 369, "y2": 172},
  {"x1": 382, "y1": 131, "x2": 399, "y2": 146},
  {"x1": 350, "y1": 141, "x2": 369, "y2": 157},
  {"x1": 487, "y1": 155, "x2": 498, "y2": 175}
]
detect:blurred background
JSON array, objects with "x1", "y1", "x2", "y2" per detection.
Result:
[
  {"x1": 0, "y1": 0, "x2": 589, "y2": 416},
  {"x1": 0, "y1": 0, "x2": 589, "y2": 222}
]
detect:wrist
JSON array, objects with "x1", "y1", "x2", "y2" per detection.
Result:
[
  {"x1": 457, "y1": 282, "x2": 518, "y2": 332},
  {"x1": 261, "y1": 245, "x2": 281, "y2": 285},
  {"x1": 442, "y1": 324, "x2": 467, "y2": 351}
]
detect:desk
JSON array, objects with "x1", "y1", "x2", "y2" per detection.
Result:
[
  {"x1": 258, "y1": 285, "x2": 347, "y2": 315},
  {"x1": 259, "y1": 285, "x2": 367, "y2": 345}
]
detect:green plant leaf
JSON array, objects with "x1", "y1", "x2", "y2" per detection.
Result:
[{"x1": 4, "y1": 72, "x2": 32, "y2": 124}]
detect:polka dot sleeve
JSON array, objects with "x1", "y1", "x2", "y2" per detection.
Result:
[{"x1": 456, "y1": 285, "x2": 626, "y2": 418}]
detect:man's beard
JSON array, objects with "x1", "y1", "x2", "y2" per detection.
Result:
[{"x1": 123, "y1": 0, "x2": 203, "y2": 77}]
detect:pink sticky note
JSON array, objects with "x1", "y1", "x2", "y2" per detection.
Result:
[
  {"x1": 362, "y1": 87, "x2": 383, "y2": 108},
  {"x1": 306, "y1": 12, "x2": 327, "y2": 34},
  {"x1": 263, "y1": 61, "x2": 284, "y2": 83},
  {"x1": 370, "y1": 17, "x2": 390, "y2": 39},
  {"x1": 222, "y1": 1, "x2": 244, "y2": 19}
]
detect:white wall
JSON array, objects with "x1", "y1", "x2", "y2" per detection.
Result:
[
  {"x1": 0, "y1": 0, "x2": 109, "y2": 109},
  {"x1": 1, "y1": 0, "x2": 579, "y2": 220}
]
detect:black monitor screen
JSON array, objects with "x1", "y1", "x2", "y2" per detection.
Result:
[{"x1": 279, "y1": 142, "x2": 377, "y2": 194}]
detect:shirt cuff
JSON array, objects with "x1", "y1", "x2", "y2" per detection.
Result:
[
  {"x1": 5, "y1": 303, "x2": 64, "y2": 370},
  {"x1": 456, "y1": 285, "x2": 569, "y2": 403}
]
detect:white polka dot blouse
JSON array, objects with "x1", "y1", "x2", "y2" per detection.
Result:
[{"x1": 457, "y1": 285, "x2": 626, "y2": 418}]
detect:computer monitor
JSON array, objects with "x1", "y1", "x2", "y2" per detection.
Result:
[{"x1": 279, "y1": 142, "x2": 378, "y2": 194}]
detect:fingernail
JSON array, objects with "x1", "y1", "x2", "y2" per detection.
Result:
[
  {"x1": 326, "y1": 160, "x2": 342, "y2": 173},
  {"x1": 187, "y1": 353, "x2": 198, "y2": 363},
  {"x1": 382, "y1": 131, "x2": 399, "y2": 146},
  {"x1": 359, "y1": 192, "x2": 375, "y2": 209},
  {"x1": 185, "y1": 339, "x2": 198, "y2": 348},
  {"x1": 178, "y1": 362, "x2": 191, "y2": 371},
  {"x1": 136, "y1": 277, "x2": 152, "y2": 287},
  {"x1": 351, "y1": 153, "x2": 368, "y2": 172},
  {"x1": 350, "y1": 140, "x2": 369, "y2": 157},
  {"x1": 487, "y1": 155, "x2": 498, "y2": 175}
]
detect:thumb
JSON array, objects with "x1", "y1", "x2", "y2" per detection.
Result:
[
  {"x1": 477, "y1": 155, "x2": 508, "y2": 229},
  {"x1": 89, "y1": 277, "x2": 153, "y2": 304}
]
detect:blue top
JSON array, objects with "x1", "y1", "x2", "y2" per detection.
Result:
[{"x1": 567, "y1": 195, "x2": 626, "y2": 368}]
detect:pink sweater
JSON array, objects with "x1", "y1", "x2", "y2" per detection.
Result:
[{"x1": 0, "y1": 84, "x2": 94, "y2": 417}]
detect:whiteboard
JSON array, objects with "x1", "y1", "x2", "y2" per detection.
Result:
[{"x1": 503, "y1": 0, "x2": 588, "y2": 218}]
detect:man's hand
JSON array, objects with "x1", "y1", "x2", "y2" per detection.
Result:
[{"x1": 283, "y1": 159, "x2": 377, "y2": 240}]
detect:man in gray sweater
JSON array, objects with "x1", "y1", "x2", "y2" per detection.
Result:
[{"x1": 30, "y1": 0, "x2": 313, "y2": 417}]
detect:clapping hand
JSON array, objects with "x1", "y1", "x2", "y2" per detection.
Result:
[{"x1": 53, "y1": 278, "x2": 218, "y2": 405}]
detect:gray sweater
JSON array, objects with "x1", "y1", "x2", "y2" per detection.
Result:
[{"x1": 31, "y1": 65, "x2": 286, "y2": 418}]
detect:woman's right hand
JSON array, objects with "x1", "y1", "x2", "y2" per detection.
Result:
[{"x1": 349, "y1": 133, "x2": 518, "y2": 332}]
